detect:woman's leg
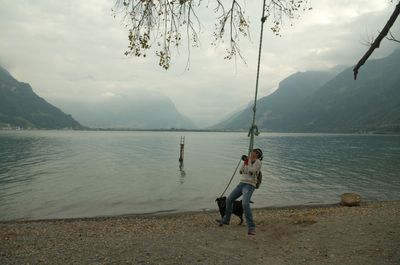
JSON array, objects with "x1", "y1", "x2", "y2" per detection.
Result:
[
  {"x1": 241, "y1": 184, "x2": 256, "y2": 231},
  {"x1": 222, "y1": 183, "x2": 243, "y2": 224}
]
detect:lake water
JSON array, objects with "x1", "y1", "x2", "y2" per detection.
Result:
[{"x1": 0, "y1": 130, "x2": 399, "y2": 221}]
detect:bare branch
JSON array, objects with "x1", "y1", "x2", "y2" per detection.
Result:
[{"x1": 353, "y1": 1, "x2": 400, "y2": 80}]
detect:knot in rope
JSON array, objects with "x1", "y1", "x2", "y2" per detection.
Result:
[
  {"x1": 248, "y1": 124, "x2": 260, "y2": 138},
  {"x1": 261, "y1": 16, "x2": 267, "y2": 23}
]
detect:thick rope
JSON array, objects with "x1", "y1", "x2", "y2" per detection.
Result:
[
  {"x1": 248, "y1": 0, "x2": 267, "y2": 155},
  {"x1": 219, "y1": 158, "x2": 242, "y2": 198}
]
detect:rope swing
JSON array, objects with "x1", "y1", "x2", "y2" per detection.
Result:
[
  {"x1": 248, "y1": 0, "x2": 267, "y2": 155},
  {"x1": 220, "y1": 0, "x2": 267, "y2": 197}
]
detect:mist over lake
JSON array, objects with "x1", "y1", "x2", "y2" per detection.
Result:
[{"x1": 1, "y1": 130, "x2": 399, "y2": 221}]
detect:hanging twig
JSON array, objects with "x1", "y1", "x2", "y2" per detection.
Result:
[
  {"x1": 113, "y1": 0, "x2": 310, "y2": 70},
  {"x1": 386, "y1": 31, "x2": 400, "y2": 43}
]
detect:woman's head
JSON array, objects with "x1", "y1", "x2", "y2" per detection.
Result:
[{"x1": 251, "y1": 148, "x2": 263, "y2": 160}]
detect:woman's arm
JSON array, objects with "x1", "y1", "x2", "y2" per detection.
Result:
[{"x1": 239, "y1": 163, "x2": 247, "y2": 174}]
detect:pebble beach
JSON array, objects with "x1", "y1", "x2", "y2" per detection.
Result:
[{"x1": 1, "y1": 201, "x2": 399, "y2": 265}]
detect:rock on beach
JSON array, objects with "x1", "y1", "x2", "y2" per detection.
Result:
[{"x1": 340, "y1": 193, "x2": 362, "y2": 206}]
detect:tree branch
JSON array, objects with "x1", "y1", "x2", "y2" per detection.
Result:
[
  {"x1": 353, "y1": 1, "x2": 400, "y2": 80},
  {"x1": 113, "y1": 0, "x2": 310, "y2": 70}
]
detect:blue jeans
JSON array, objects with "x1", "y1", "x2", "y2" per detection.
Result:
[{"x1": 222, "y1": 182, "x2": 255, "y2": 230}]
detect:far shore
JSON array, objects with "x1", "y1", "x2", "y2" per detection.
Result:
[
  {"x1": 1, "y1": 200, "x2": 399, "y2": 265},
  {"x1": 1, "y1": 127, "x2": 400, "y2": 135}
]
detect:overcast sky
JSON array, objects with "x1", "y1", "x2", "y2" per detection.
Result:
[{"x1": 1, "y1": 0, "x2": 399, "y2": 127}]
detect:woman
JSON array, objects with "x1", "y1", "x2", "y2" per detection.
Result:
[{"x1": 218, "y1": 148, "x2": 263, "y2": 235}]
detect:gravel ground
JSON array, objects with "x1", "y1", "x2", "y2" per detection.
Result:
[{"x1": 1, "y1": 201, "x2": 399, "y2": 265}]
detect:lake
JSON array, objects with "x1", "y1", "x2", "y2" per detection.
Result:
[{"x1": 0, "y1": 130, "x2": 399, "y2": 221}]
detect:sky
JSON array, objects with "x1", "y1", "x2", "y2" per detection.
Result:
[{"x1": 0, "y1": 0, "x2": 399, "y2": 127}]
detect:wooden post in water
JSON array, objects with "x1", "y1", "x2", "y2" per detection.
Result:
[{"x1": 179, "y1": 136, "x2": 185, "y2": 162}]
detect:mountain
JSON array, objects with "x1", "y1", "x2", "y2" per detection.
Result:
[
  {"x1": 211, "y1": 70, "x2": 335, "y2": 130},
  {"x1": 213, "y1": 49, "x2": 400, "y2": 133},
  {"x1": 279, "y1": 49, "x2": 400, "y2": 133},
  {"x1": 55, "y1": 93, "x2": 197, "y2": 130},
  {"x1": 0, "y1": 66, "x2": 83, "y2": 129}
]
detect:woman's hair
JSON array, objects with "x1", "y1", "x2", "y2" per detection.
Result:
[{"x1": 253, "y1": 148, "x2": 263, "y2": 160}]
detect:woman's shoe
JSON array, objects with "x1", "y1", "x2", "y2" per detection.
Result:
[
  {"x1": 248, "y1": 230, "x2": 256, "y2": 236},
  {"x1": 215, "y1": 219, "x2": 226, "y2": 226}
]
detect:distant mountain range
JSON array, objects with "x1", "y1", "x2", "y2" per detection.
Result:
[
  {"x1": 0, "y1": 66, "x2": 196, "y2": 130},
  {"x1": 55, "y1": 94, "x2": 197, "y2": 130},
  {"x1": 212, "y1": 49, "x2": 400, "y2": 133},
  {"x1": 0, "y1": 66, "x2": 83, "y2": 129},
  {"x1": 2, "y1": 49, "x2": 399, "y2": 132}
]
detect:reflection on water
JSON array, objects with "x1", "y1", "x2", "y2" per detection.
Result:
[
  {"x1": 178, "y1": 161, "x2": 186, "y2": 184},
  {"x1": 0, "y1": 130, "x2": 400, "y2": 221}
]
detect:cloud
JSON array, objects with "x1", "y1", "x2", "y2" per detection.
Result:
[{"x1": 0, "y1": 0, "x2": 399, "y2": 127}]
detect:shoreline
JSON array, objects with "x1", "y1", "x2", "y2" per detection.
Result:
[
  {"x1": 0, "y1": 200, "x2": 397, "y2": 224},
  {"x1": 1, "y1": 200, "x2": 399, "y2": 264}
]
